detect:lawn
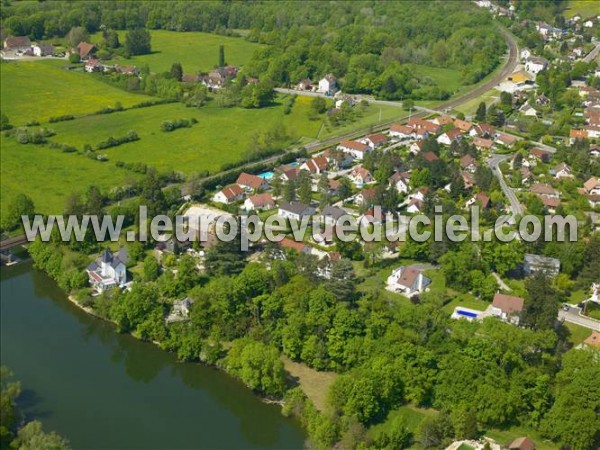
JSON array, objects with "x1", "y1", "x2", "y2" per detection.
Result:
[
  {"x1": 89, "y1": 30, "x2": 264, "y2": 73},
  {"x1": 318, "y1": 103, "x2": 408, "y2": 139},
  {"x1": 367, "y1": 404, "x2": 438, "y2": 441},
  {"x1": 281, "y1": 356, "x2": 337, "y2": 412},
  {"x1": 563, "y1": 1, "x2": 600, "y2": 18},
  {"x1": 1, "y1": 94, "x2": 322, "y2": 215},
  {"x1": 409, "y1": 64, "x2": 464, "y2": 93},
  {"x1": 454, "y1": 89, "x2": 501, "y2": 117},
  {"x1": 564, "y1": 322, "x2": 592, "y2": 346},
  {"x1": 0, "y1": 60, "x2": 156, "y2": 125},
  {"x1": 0, "y1": 138, "x2": 140, "y2": 215},
  {"x1": 485, "y1": 426, "x2": 559, "y2": 450}
]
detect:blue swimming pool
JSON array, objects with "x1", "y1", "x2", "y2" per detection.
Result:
[
  {"x1": 259, "y1": 171, "x2": 274, "y2": 180},
  {"x1": 457, "y1": 309, "x2": 479, "y2": 319}
]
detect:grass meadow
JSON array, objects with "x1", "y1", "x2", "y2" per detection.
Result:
[
  {"x1": 563, "y1": 1, "x2": 600, "y2": 18},
  {"x1": 89, "y1": 30, "x2": 264, "y2": 73},
  {"x1": 0, "y1": 60, "x2": 155, "y2": 125}
]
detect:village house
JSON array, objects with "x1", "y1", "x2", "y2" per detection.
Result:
[
  {"x1": 520, "y1": 48, "x2": 532, "y2": 60},
  {"x1": 437, "y1": 128, "x2": 462, "y2": 146},
  {"x1": 488, "y1": 293, "x2": 525, "y2": 325},
  {"x1": 569, "y1": 129, "x2": 588, "y2": 145},
  {"x1": 388, "y1": 171, "x2": 411, "y2": 193},
  {"x1": 509, "y1": 437, "x2": 536, "y2": 450},
  {"x1": 591, "y1": 144, "x2": 600, "y2": 158},
  {"x1": 469, "y1": 123, "x2": 496, "y2": 138},
  {"x1": 531, "y1": 183, "x2": 559, "y2": 198},
  {"x1": 77, "y1": 42, "x2": 96, "y2": 60},
  {"x1": 473, "y1": 137, "x2": 495, "y2": 151},
  {"x1": 519, "y1": 103, "x2": 538, "y2": 118},
  {"x1": 349, "y1": 165, "x2": 374, "y2": 186},
  {"x1": 279, "y1": 237, "x2": 311, "y2": 255},
  {"x1": 461, "y1": 171, "x2": 475, "y2": 189},
  {"x1": 432, "y1": 114, "x2": 453, "y2": 126},
  {"x1": 84, "y1": 59, "x2": 103, "y2": 73},
  {"x1": 327, "y1": 178, "x2": 341, "y2": 196},
  {"x1": 524, "y1": 253, "x2": 560, "y2": 276},
  {"x1": 584, "y1": 177, "x2": 600, "y2": 195},
  {"x1": 3, "y1": 36, "x2": 31, "y2": 52},
  {"x1": 584, "y1": 124, "x2": 600, "y2": 139},
  {"x1": 280, "y1": 168, "x2": 300, "y2": 183},
  {"x1": 521, "y1": 167, "x2": 533, "y2": 185},
  {"x1": 300, "y1": 156, "x2": 328, "y2": 174},
  {"x1": 465, "y1": 192, "x2": 490, "y2": 209},
  {"x1": 32, "y1": 43, "x2": 54, "y2": 57},
  {"x1": 422, "y1": 151, "x2": 439, "y2": 162},
  {"x1": 386, "y1": 266, "x2": 431, "y2": 297},
  {"x1": 335, "y1": 95, "x2": 355, "y2": 109},
  {"x1": 525, "y1": 57, "x2": 549, "y2": 76},
  {"x1": 318, "y1": 74, "x2": 338, "y2": 96},
  {"x1": 360, "y1": 133, "x2": 388, "y2": 149},
  {"x1": 554, "y1": 162, "x2": 573, "y2": 179},
  {"x1": 337, "y1": 139, "x2": 371, "y2": 160},
  {"x1": 529, "y1": 147, "x2": 551, "y2": 163},
  {"x1": 236, "y1": 172, "x2": 269, "y2": 192},
  {"x1": 243, "y1": 193, "x2": 275, "y2": 211},
  {"x1": 388, "y1": 123, "x2": 414, "y2": 140},
  {"x1": 166, "y1": 297, "x2": 194, "y2": 323},
  {"x1": 453, "y1": 119, "x2": 473, "y2": 133},
  {"x1": 86, "y1": 247, "x2": 129, "y2": 292},
  {"x1": 321, "y1": 206, "x2": 347, "y2": 226},
  {"x1": 354, "y1": 188, "x2": 377, "y2": 207},
  {"x1": 212, "y1": 184, "x2": 244, "y2": 204},
  {"x1": 459, "y1": 154, "x2": 478, "y2": 173},
  {"x1": 296, "y1": 79, "x2": 312, "y2": 91},
  {"x1": 115, "y1": 65, "x2": 139, "y2": 76},
  {"x1": 408, "y1": 117, "x2": 441, "y2": 135},
  {"x1": 409, "y1": 140, "x2": 426, "y2": 155},
  {"x1": 495, "y1": 132, "x2": 517, "y2": 148},
  {"x1": 278, "y1": 201, "x2": 315, "y2": 221},
  {"x1": 323, "y1": 149, "x2": 354, "y2": 170}
]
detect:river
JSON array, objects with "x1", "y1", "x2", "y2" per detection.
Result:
[{"x1": 0, "y1": 261, "x2": 305, "y2": 450}]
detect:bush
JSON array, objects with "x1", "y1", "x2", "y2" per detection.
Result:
[
  {"x1": 96, "y1": 130, "x2": 140, "y2": 150},
  {"x1": 49, "y1": 115, "x2": 75, "y2": 123},
  {"x1": 68, "y1": 53, "x2": 81, "y2": 63},
  {"x1": 160, "y1": 118, "x2": 195, "y2": 132}
]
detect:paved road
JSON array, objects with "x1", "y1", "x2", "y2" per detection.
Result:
[
  {"x1": 583, "y1": 41, "x2": 600, "y2": 64},
  {"x1": 488, "y1": 153, "x2": 522, "y2": 219},
  {"x1": 559, "y1": 305, "x2": 600, "y2": 331}
]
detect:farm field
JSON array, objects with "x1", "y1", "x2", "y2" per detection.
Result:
[
  {"x1": 318, "y1": 103, "x2": 408, "y2": 139},
  {"x1": 563, "y1": 1, "x2": 600, "y2": 18},
  {"x1": 89, "y1": 30, "x2": 264, "y2": 73},
  {"x1": 0, "y1": 138, "x2": 140, "y2": 215},
  {"x1": 0, "y1": 60, "x2": 155, "y2": 125}
]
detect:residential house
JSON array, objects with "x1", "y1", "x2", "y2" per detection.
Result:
[
  {"x1": 321, "y1": 206, "x2": 347, "y2": 226},
  {"x1": 422, "y1": 151, "x2": 439, "y2": 162},
  {"x1": 433, "y1": 114, "x2": 453, "y2": 126},
  {"x1": 115, "y1": 65, "x2": 139, "y2": 76},
  {"x1": 531, "y1": 183, "x2": 559, "y2": 198},
  {"x1": 520, "y1": 48, "x2": 532, "y2": 60},
  {"x1": 495, "y1": 132, "x2": 517, "y2": 147},
  {"x1": 278, "y1": 201, "x2": 315, "y2": 221},
  {"x1": 300, "y1": 156, "x2": 328, "y2": 174},
  {"x1": 453, "y1": 119, "x2": 473, "y2": 133},
  {"x1": 3, "y1": 36, "x2": 31, "y2": 52},
  {"x1": 349, "y1": 166, "x2": 374, "y2": 186},
  {"x1": 570, "y1": 129, "x2": 588, "y2": 145},
  {"x1": 327, "y1": 178, "x2": 341, "y2": 196},
  {"x1": 335, "y1": 95, "x2": 355, "y2": 109},
  {"x1": 166, "y1": 297, "x2": 194, "y2": 323},
  {"x1": 584, "y1": 177, "x2": 600, "y2": 195},
  {"x1": 338, "y1": 140, "x2": 371, "y2": 160},
  {"x1": 459, "y1": 154, "x2": 478, "y2": 173},
  {"x1": 84, "y1": 59, "x2": 103, "y2": 73},
  {"x1": 360, "y1": 133, "x2": 388, "y2": 149},
  {"x1": 296, "y1": 79, "x2": 312, "y2": 91},
  {"x1": 32, "y1": 43, "x2": 54, "y2": 57},
  {"x1": 389, "y1": 123, "x2": 414, "y2": 140},
  {"x1": 389, "y1": 171, "x2": 411, "y2": 193},
  {"x1": 521, "y1": 167, "x2": 533, "y2": 185},
  {"x1": 280, "y1": 168, "x2": 300, "y2": 183},
  {"x1": 520, "y1": 103, "x2": 538, "y2": 117},
  {"x1": 524, "y1": 253, "x2": 560, "y2": 276},
  {"x1": 469, "y1": 123, "x2": 496, "y2": 138},
  {"x1": 554, "y1": 162, "x2": 574, "y2": 179},
  {"x1": 355, "y1": 188, "x2": 377, "y2": 207},
  {"x1": 437, "y1": 128, "x2": 462, "y2": 146},
  {"x1": 212, "y1": 184, "x2": 244, "y2": 204},
  {"x1": 236, "y1": 172, "x2": 269, "y2": 192},
  {"x1": 409, "y1": 140, "x2": 425, "y2": 155},
  {"x1": 473, "y1": 137, "x2": 495, "y2": 151},
  {"x1": 529, "y1": 147, "x2": 551, "y2": 163},
  {"x1": 318, "y1": 74, "x2": 338, "y2": 96},
  {"x1": 279, "y1": 237, "x2": 311, "y2": 254},
  {"x1": 86, "y1": 247, "x2": 128, "y2": 292},
  {"x1": 465, "y1": 192, "x2": 490, "y2": 209},
  {"x1": 508, "y1": 437, "x2": 536, "y2": 450},
  {"x1": 488, "y1": 293, "x2": 524, "y2": 325},
  {"x1": 406, "y1": 198, "x2": 424, "y2": 214},
  {"x1": 591, "y1": 144, "x2": 600, "y2": 158},
  {"x1": 77, "y1": 42, "x2": 96, "y2": 60},
  {"x1": 323, "y1": 149, "x2": 354, "y2": 169},
  {"x1": 243, "y1": 193, "x2": 275, "y2": 211},
  {"x1": 461, "y1": 171, "x2": 475, "y2": 189},
  {"x1": 525, "y1": 57, "x2": 548, "y2": 75},
  {"x1": 584, "y1": 124, "x2": 600, "y2": 139},
  {"x1": 408, "y1": 117, "x2": 441, "y2": 135},
  {"x1": 386, "y1": 266, "x2": 431, "y2": 297}
]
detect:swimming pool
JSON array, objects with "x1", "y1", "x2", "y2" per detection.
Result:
[
  {"x1": 457, "y1": 309, "x2": 479, "y2": 319},
  {"x1": 259, "y1": 171, "x2": 274, "y2": 180}
]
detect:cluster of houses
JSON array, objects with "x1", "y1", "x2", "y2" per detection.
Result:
[
  {"x1": 569, "y1": 82, "x2": 600, "y2": 144},
  {"x1": 3, "y1": 36, "x2": 55, "y2": 57}
]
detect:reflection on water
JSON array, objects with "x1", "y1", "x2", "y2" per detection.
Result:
[{"x1": 1, "y1": 262, "x2": 305, "y2": 450}]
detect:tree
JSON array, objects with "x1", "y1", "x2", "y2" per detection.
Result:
[
  {"x1": 125, "y1": 28, "x2": 152, "y2": 56},
  {"x1": 66, "y1": 26, "x2": 89, "y2": 48},
  {"x1": 102, "y1": 28, "x2": 120, "y2": 49},
  {"x1": 475, "y1": 102, "x2": 487, "y2": 122},
  {"x1": 170, "y1": 62, "x2": 183, "y2": 82},
  {"x1": 297, "y1": 170, "x2": 312, "y2": 205},
  {"x1": 11, "y1": 421, "x2": 70, "y2": 450},
  {"x1": 338, "y1": 177, "x2": 353, "y2": 200},
  {"x1": 219, "y1": 44, "x2": 225, "y2": 67},
  {"x1": 143, "y1": 255, "x2": 160, "y2": 281},
  {"x1": 0, "y1": 113, "x2": 12, "y2": 131},
  {"x1": 418, "y1": 412, "x2": 455, "y2": 449},
  {"x1": 523, "y1": 272, "x2": 561, "y2": 331},
  {"x1": 3, "y1": 193, "x2": 35, "y2": 231},
  {"x1": 311, "y1": 97, "x2": 327, "y2": 114},
  {"x1": 283, "y1": 179, "x2": 296, "y2": 202}
]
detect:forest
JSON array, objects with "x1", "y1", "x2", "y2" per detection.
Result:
[{"x1": 1, "y1": 1, "x2": 507, "y2": 100}]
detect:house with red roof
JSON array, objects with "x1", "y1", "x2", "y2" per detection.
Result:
[
  {"x1": 212, "y1": 184, "x2": 244, "y2": 204},
  {"x1": 77, "y1": 42, "x2": 96, "y2": 60},
  {"x1": 360, "y1": 133, "x2": 388, "y2": 149},
  {"x1": 337, "y1": 140, "x2": 371, "y2": 160},
  {"x1": 300, "y1": 156, "x2": 329, "y2": 174},
  {"x1": 453, "y1": 118, "x2": 473, "y2": 133},
  {"x1": 386, "y1": 266, "x2": 432, "y2": 297},
  {"x1": 389, "y1": 123, "x2": 414, "y2": 140},
  {"x1": 349, "y1": 166, "x2": 374, "y2": 186},
  {"x1": 437, "y1": 128, "x2": 462, "y2": 146},
  {"x1": 236, "y1": 172, "x2": 269, "y2": 192},
  {"x1": 422, "y1": 151, "x2": 439, "y2": 162},
  {"x1": 243, "y1": 193, "x2": 275, "y2": 211},
  {"x1": 488, "y1": 293, "x2": 525, "y2": 325}
]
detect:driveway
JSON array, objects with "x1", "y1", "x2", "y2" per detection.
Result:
[{"x1": 559, "y1": 305, "x2": 600, "y2": 331}]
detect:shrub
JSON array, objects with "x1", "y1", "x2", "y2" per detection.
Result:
[{"x1": 49, "y1": 115, "x2": 75, "y2": 123}]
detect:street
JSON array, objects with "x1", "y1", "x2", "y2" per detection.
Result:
[{"x1": 559, "y1": 305, "x2": 600, "y2": 331}]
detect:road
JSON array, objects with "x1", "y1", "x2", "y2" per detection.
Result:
[
  {"x1": 559, "y1": 305, "x2": 600, "y2": 331},
  {"x1": 488, "y1": 153, "x2": 522, "y2": 220},
  {"x1": 583, "y1": 41, "x2": 600, "y2": 64}
]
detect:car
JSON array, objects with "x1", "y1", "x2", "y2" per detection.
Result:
[{"x1": 562, "y1": 304, "x2": 570, "y2": 311}]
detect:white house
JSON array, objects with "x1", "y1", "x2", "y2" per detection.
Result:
[
  {"x1": 584, "y1": 177, "x2": 600, "y2": 195},
  {"x1": 386, "y1": 266, "x2": 431, "y2": 297},
  {"x1": 554, "y1": 163, "x2": 573, "y2": 179},
  {"x1": 318, "y1": 74, "x2": 338, "y2": 96},
  {"x1": 87, "y1": 247, "x2": 128, "y2": 292},
  {"x1": 337, "y1": 140, "x2": 371, "y2": 160},
  {"x1": 359, "y1": 133, "x2": 388, "y2": 149},
  {"x1": 166, "y1": 297, "x2": 194, "y2": 323},
  {"x1": 487, "y1": 293, "x2": 524, "y2": 325},
  {"x1": 243, "y1": 193, "x2": 275, "y2": 211},
  {"x1": 300, "y1": 156, "x2": 328, "y2": 174},
  {"x1": 520, "y1": 48, "x2": 532, "y2": 61},
  {"x1": 519, "y1": 103, "x2": 538, "y2": 117},
  {"x1": 388, "y1": 171, "x2": 411, "y2": 193},
  {"x1": 388, "y1": 123, "x2": 414, "y2": 140},
  {"x1": 321, "y1": 206, "x2": 347, "y2": 226},
  {"x1": 32, "y1": 43, "x2": 53, "y2": 56},
  {"x1": 524, "y1": 253, "x2": 560, "y2": 276},
  {"x1": 525, "y1": 57, "x2": 548, "y2": 75},
  {"x1": 278, "y1": 201, "x2": 315, "y2": 221},
  {"x1": 213, "y1": 184, "x2": 244, "y2": 204},
  {"x1": 349, "y1": 166, "x2": 374, "y2": 186},
  {"x1": 437, "y1": 128, "x2": 462, "y2": 146}
]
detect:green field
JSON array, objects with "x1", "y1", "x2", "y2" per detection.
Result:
[
  {"x1": 90, "y1": 30, "x2": 263, "y2": 73},
  {"x1": 318, "y1": 103, "x2": 408, "y2": 139},
  {"x1": 563, "y1": 1, "x2": 600, "y2": 18},
  {"x1": 0, "y1": 60, "x2": 155, "y2": 125},
  {"x1": 409, "y1": 64, "x2": 464, "y2": 93}
]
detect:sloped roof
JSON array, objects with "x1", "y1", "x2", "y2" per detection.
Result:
[{"x1": 492, "y1": 293, "x2": 525, "y2": 315}]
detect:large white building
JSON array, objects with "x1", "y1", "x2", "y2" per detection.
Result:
[{"x1": 87, "y1": 247, "x2": 128, "y2": 292}]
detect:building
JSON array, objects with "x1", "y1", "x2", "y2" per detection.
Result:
[
  {"x1": 554, "y1": 163, "x2": 573, "y2": 179},
  {"x1": 337, "y1": 140, "x2": 371, "y2": 160},
  {"x1": 508, "y1": 437, "x2": 536, "y2": 450},
  {"x1": 212, "y1": 184, "x2": 244, "y2": 204},
  {"x1": 318, "y1": 74, "x2": 338, "y2": 96},
  {"x1": 388, "y1": 123, "x2": 414, "y2": 140},
  {"x1": 584, "y1": 177, "x2": 600, "y2": 195},
  {"x1": 453, "y1": 119, "x2": 473, "y2": 133},
  {"x1": 524, "y1": 253, "x2": 560, "y2": 276},
  {"x1": 77, "y1": 42, "x2": 96, "y2": 60},
  {"x1": 386, "y1": 266, "x2": 431, "y2": 297},
  {"x1": 86, "y1": 247, "x2": 128, "y2": 292},
  {"x1": 278, "y1": 201, "x2": 315, "y2": 221},
  {"x1": 360, "y1": 133, "x2": 388, "y2": 149},
  {"x1": 354, "y1": 188, "x2": 377, "y2": 206},
  {"x1": 84, "y1": 59, "x2": 103, "y2": 73},
  {"x1": 388, "y1": 171, "x2": 411, "y2": 193},
  {"x1": 243, "y1": 193, "x2": 275, "y2": 211},
  {"x1": 321, "y1": 206, "x2": 347, "y2": 226},
  {"x1": 3, "y1": 36, "x2": 31, "y2": 52},
  {"x1": 236, "y1": 172, "x2": 269, "y2": 192},
  {"x1": 300, "y1": 156, "x2": 328, "y2": 174},
  {"x1": 488, "y1": 293, "x2": 525, "y2": 325},
  {"x1": 437, "y1": 128, "x2": 462, "y2": 146},
  {"x1": 349, "y1": 166, "x2": 374, "y2": 186},
  {"x1": 296, "y1": 79, "x2": 312, "y2": 91},
  {"x1": 525, "y1": 57, "x2": 548, "y2": 75},
  {"x1": 495, "y1": 132, "x2": 517, "y2": 147},
  {"x1": 166, "y1": 297, "x2": 194, "y2": 323},
  {"x1": 473, "y1": 137, "x2": 494, "y2": 151},
  {"x1": 32, "y1": 43, "x2": 54, "y2": 56},
  {"x1": 459, "y1": 154, "x2": 477, "y2": 173}
]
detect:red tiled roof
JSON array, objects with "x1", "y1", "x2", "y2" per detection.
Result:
[
  {"x1": 460, "y1": 154, "x2": 476, "y2": 168},
  {"x1": 77, "y1": 42, "x2": 96, "y2": 58},
  {"x1": 220, "y1": 184, "x2": 243, "y2": 200},
  {"x1": 280, "y1": 238, "x2": 308, "y2": 253},
  {"x1": 390, "y1": 123, "x2": 413, "y2": 134},
  {"x1": 339, "y1": 140, "x2": 370, "y2": 152},
  {"x1": 473, "y1": 137, "x2": 494, "y2": 149},
  {"x1": 236, "y1": 172, "x2": 265, "y2": 190},
  {"x1": 247, "y1": 192, "x2": 274, "y2": 208},
  {"x1": 570, "y1": 129, "x2": 588, "y2": 139},
  {"x1": 423, "y1": 151, "x2": 439, "y2": 162},
  {"x1": 365, "y1": 133, "x2": 387, "y2": 145},
  {"x1": 454, "y1": 119, "x2": 473, "y2": 132},
  {"x1": 492, "y1": 293, "x2": 525, "y2": 315}
]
